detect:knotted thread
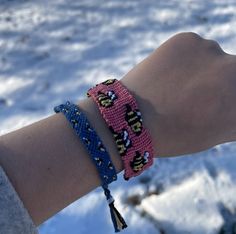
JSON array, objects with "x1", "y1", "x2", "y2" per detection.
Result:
[
  {"x1": 54, "y1": 101, "x2": 127, "y2": 232},
  {"x1": 87, "y1": 78, "x2": 155, "y2": 181},
  {"x1": 103, "y1": 184, "x2": 128, "y2": 232}
]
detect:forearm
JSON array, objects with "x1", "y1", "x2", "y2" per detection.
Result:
[
  {"x1": 0, "y1": 71, "x2": 163, "y2": 226},
  {"x1": 0, "y1": 97, "x2": 125, "y2": 226}
]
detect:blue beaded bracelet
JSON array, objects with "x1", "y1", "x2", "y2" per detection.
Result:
[{"x1": 54, "y1": 101, "x2": 128, "y2": 232}]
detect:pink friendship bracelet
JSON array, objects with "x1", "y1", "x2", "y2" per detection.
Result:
[{"x1": 86, "y1": 78, "x2": 154, "y2": 180}]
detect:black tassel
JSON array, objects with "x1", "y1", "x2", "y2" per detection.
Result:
[
  {"x1": 109, "y1": 199, "x2": 128, "y2": 232},
  {"x1": 103, "y1": 185, "x2": 128, "y2": 232}
]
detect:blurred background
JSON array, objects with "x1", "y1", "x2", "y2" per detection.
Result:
[{"x1": 1, "y1": 0, "x2": 236, "y2": 233}]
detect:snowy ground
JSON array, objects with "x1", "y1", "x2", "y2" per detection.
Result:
[{"x1": 1, "y1": 0, "x2": 236, "y2": 233}]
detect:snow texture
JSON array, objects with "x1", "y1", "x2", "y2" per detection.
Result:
[{"x1": 1, "y1": 0, "x2": 236, "y2": 234}]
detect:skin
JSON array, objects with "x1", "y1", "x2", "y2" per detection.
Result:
[
  {"x1": 122, "y1": 32, "x2": 236, "y2": 156},
  {"x1": 0, "y1": 32, "x2": 235, "y2": 226}
]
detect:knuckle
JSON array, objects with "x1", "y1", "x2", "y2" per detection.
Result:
[
  {"x1": 205, "y1": 39, "x2": 222, "y2": 51},
  {"x1": 202, "y1": 37, "x2": 226, "y2": 55},
  {"x1": 170, "y1": 32, "x2": 224, "y2": 54},
  {"x1": 173, "y1": 32, "x2": 203, "y2": 41}
]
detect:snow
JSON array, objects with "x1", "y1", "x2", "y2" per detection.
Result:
[
  {"x1": 1, "y1": 0, "x2": 236, "y2": 233},
  {"x1": 141, "y1": 169, "x2": 224, "y2": 234}
]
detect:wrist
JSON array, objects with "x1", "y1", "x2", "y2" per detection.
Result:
[{"x1": 119, "y1": 77, "x2": 160, "y2": 157}]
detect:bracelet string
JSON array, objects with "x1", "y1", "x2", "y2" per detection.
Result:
[
  {"x1": 87, "y1": 78, "x2": 154, "y2": 181},
  {"x1": 54, "y1": 101, "x2": 127, "y2": 232}
]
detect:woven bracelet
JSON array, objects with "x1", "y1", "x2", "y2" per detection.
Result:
[
  {"x1": 54, "y1": 101, "x2": 127, "y2": 232},
  {"x1": 87, "y1": 78, "x2": 154, "y2": 181}
]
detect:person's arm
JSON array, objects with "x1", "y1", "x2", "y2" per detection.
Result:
[
  {"x1": 0, "y1": 32, "x2": 236, "y2": 226},
  {"x1": 0, "y1": 97, "x2": 124, "y2": 226}
]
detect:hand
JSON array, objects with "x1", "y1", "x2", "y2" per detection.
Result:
[{"x1": 121, "y1": 32, "x2": 236, "y2": 157}]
